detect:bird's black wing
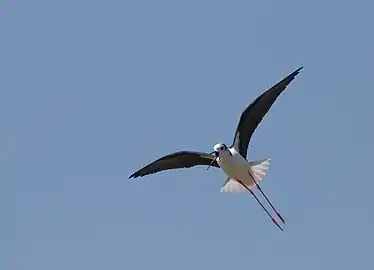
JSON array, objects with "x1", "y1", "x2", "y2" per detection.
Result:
[
  {"x1": 231, "y1": 67, "x2": 303, "y2": 159},
  {"x1": 129, "y1": 151, "x2": 219, "y2": 179}
]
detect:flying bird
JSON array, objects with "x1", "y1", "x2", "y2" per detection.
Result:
[{"x1": 129, "y1": 67, "x2": 303, "y2": 231}]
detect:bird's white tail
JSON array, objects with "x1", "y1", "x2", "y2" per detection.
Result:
[
  {"x1": 221, "y1": 158, "x2": 270, "y2": 193},
  {"x1": 249, "y1": 158, "x2": 271, "y2": 183}
]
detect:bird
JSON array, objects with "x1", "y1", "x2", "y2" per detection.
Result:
[{"x1": 129, "y1": 67, "x2": 303, "y2": 231}]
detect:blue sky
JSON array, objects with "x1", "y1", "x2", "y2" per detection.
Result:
[{"x1": 2, "y1": 0, "x2": 373, "y2": 269}]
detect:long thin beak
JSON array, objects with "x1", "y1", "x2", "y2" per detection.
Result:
[
  {"x1": 206, "y1": 151, "x2": 218, "y2": 170},
  {"x1": 208, "y1": 151, "x2": 219, "y2": 157}
]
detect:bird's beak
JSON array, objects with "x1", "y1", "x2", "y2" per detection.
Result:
[
  {"x1": 206, "y1": 151, "x2": 218, "y2": 171},
  {"x1": 209, "y1": 151, "x2": 219, "y2": 157}
]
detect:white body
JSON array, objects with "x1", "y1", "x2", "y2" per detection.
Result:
[{"x1": 213, "y1": 144, "x2": 270, "y2": 193}]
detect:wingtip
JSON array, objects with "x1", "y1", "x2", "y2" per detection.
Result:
[
  {"x1": 288, "y1": 66, "x2": 303, "y2": 79},
  {"x1": 129, "y1": 172, "x2": 143, "y2": 179},
  {"x1": 295, "y1": 66, "x2": 304, "y2": 73}
]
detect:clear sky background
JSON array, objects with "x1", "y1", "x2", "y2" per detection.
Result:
[{"x1": 2, "y1": 0, "x2": 373, "y2": 269}]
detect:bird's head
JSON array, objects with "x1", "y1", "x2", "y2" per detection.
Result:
[
  {"x1": 207, "y1": 143, "x2": 232, "y2": 170},
  {"x1": 212, "y1": 143, "x2": 229, "y2": 157},
  {"x1": 206, "y1": 143, "x2": 230, "y2": 171}
]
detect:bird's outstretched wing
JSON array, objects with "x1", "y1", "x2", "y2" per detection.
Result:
[
  {"x1": 231, "y1": 67, "x2": 303, "y2": 159},
  {"x1": 129, "y1": 151, "x2": 219, "y2": 179}
]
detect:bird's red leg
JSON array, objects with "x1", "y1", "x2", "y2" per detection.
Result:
[
  {"x1": 248, "y1": 170, "x2": 285, "y2": 224},
  {"x1": 237, "y1": 180, "x2": 283, "y2": 231}
]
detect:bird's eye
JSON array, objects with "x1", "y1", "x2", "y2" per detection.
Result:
[{"x1": 220, "y1": 145, "x2": 225, "y2": 150}]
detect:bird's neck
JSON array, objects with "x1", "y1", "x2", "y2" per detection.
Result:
[{"x1": 219, "y1": 150, "x2": 233, "y2": 159}]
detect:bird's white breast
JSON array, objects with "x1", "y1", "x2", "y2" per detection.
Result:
[{"x1": 217, "y1": 148, "x2": 249, "y2": 179}]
